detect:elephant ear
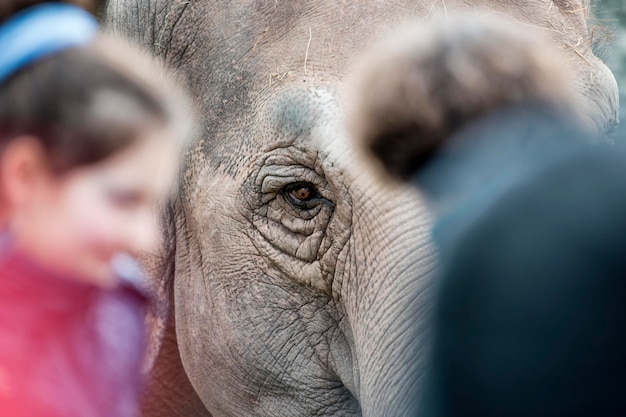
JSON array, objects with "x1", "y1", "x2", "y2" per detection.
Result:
[
  {"x1": 572, "y1": 0, "x2": 590, "y2": 20},
  {"x1": 553, "y1": 0, "x2": 591, "y2": 31},
  {"x1": 556, "y1": 0, "x2": 590, "y2": 18},
  {"x1": 582, "y1": 0, "x2": 591, "y2": 19}
]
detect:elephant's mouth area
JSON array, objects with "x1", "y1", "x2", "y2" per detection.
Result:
[
  {"x1": 211, "y1": 282, "x2": 363, "y2": 417},
  {"x1": 244, "y1": 362, "x2": 363, "y2": 416},
  {"x1": 249, "y1": 382, "x2": 362, "y2": 417}
]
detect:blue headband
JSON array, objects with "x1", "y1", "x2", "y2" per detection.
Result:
[{"x1": 0, "y1": 3, "x2": 98, "y2": 83}]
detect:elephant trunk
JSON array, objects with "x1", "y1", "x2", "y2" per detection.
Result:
[{"x1": 339, "y1": 179, "x2": 436, "y2": 416}]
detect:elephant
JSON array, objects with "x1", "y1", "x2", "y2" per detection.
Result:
[{"x1": 101, "y1": 1, "x2": 618, "y2": 416}]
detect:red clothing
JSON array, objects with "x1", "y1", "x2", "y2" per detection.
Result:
[{"x1": 0, "y1": 244, "x2": 148, "y2": 417}]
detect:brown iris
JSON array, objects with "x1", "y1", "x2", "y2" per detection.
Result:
[
  {"x1": 291, "y1": 186, "x2": 313, "y2": 201},
  {"x1": 284, "y1": 182, "x2": 321, "y2": 209}
]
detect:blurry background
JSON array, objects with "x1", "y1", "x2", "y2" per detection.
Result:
[{"x1": 595, "y1": 1, "x2": 626, "y2": 125}]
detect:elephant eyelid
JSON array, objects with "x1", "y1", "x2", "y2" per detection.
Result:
[
  {"x1": 257, "y1": 161, "x2": 330, "y2": 197},
  {"x1": 258, "y1": 167, "x2": 323, "y2": 193}
]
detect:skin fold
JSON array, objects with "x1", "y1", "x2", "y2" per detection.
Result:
[{"x1": 102, "y1": 1, "x2": 618, "y2": 416}]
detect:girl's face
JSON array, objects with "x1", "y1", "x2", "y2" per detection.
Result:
[{"x1": 3, "y1": 131, "x2": 179, "y2": 287}]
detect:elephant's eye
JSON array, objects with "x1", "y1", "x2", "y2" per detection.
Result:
[
  {"x1": 284, "y1": 182, "x2": 322, "y2": 209},
  {"x1": 292, "y1": 186, "x2": 313, "y2": 201}
]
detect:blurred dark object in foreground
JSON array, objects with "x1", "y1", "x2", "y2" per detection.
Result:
[
  {"x1": 417, "y1": 143, "x2": 626, "y2": 416},
  {"x1": 414, "y1": 103, "x2": 589, "y2": 251}
]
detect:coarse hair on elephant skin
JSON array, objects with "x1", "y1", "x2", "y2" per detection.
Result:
[{"x1": 101, "y1": 1, "x2": 618, "y2": 417}]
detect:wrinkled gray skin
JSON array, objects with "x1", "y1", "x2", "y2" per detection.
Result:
[{"x1": 103, "y1": 1, "x2": 618, "y2": 416}]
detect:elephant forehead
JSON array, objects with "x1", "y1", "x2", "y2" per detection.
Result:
[
  {"x1": 105, "y1": 0, "x2": 619, "y2": 157},
  {"x1": 107, "y1": 0, "x2": 598, "y2": 91},
  {"x1": 184, "y1": 84, "x2": 354, "y2": 182},
  {"x1": 259, "y1": 86, "x2": 351, "y2": 156}
]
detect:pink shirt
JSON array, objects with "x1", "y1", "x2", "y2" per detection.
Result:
[{"x1": 0, "y1": 242, "x2": 148, "y2": 417}]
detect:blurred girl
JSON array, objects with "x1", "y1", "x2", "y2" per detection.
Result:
[{"x1": 0, "y1": 1, "x2": 189, "y2": 416}]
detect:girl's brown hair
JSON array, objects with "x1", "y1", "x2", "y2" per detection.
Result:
[{"x1": 0, "y1": 0, "x2": 183, "y2": 173}]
